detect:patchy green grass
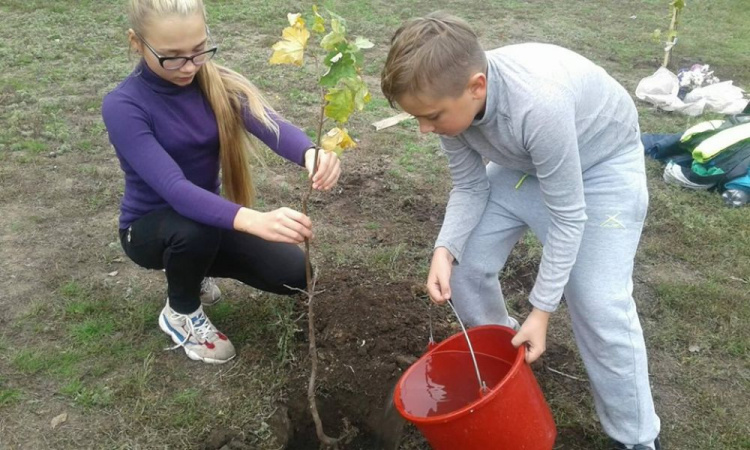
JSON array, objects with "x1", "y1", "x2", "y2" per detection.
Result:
[
  {"x1": 0, "y1": 388, "x2": 23, "y2": 407},
  {"x1": 60, "y1": 379, "x2": 115, "y2": 408}
]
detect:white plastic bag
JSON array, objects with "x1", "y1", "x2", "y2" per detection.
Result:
[
  {"x1": 635, "y1": 67, "x2": 748, "y2": 116},
  {"x1": 684, "y1": 81, "x2": 748, "y2": 115}
]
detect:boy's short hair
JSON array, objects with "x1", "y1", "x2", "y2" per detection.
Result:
[{"x1": 381, "y1": 12, "x2": 486, "y2": 106}]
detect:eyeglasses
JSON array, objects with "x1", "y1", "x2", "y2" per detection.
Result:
[{"x1": 135, "y1": 30, "x2": 218, "y2": 70}]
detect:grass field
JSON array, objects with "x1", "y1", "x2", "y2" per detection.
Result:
[{"x1": 1, "y1": 0, "x2": 748, "y2": 449}]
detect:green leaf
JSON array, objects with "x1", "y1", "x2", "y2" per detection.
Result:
[
  {"x1": 343, "y1": 76, "x2": 371, "y2": 111},
  {"x1": 328, "y1": 42, "x2": 364, "y2": 71},
  {"x1": 328, "y1": 12, "x2": 347, "y2": 33},
  {"x1": 324, "y1": 86, "x2": 355, "y2": 123},
  {"x1": 348, "y1": 46, "x2": 365, "y2": 68},
  {"x1": 320, "y1": 12, "x2": 347, "y2": 51},
  {"x1": 353, "y1": 36, "x2": 374, "y2": 50},
  {"x1": 320, "y1": 51, "x2": 357, "y2": 87},
  {"x1": 320, "y1": 29, "x2": 345, "y2": 51},
  {"x1": 322, "y1": 49, "x2": 340, "y2": 67}
]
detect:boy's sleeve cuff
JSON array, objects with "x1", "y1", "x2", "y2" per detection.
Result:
[
  {"x1": 528, "y1": 295, "x2": 560, "y2": 313},
  {"x1": 434, "y1": 241, "x2": 462, "y2": 264}
]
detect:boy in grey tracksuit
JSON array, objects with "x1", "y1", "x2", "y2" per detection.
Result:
[{"x1": 381, "y1": 12, "x2": 661, "y2": 449}]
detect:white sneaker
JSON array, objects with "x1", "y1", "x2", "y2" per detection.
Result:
[
  {"x1": 158, "y1": 301, "x2": 235, "y2": 364},
  {"x1": 507, "y1": 316, "x2": 521, "y2": 331},
  {"x1": 200, "y1": 277, "x2": 222, "y2": 306}
]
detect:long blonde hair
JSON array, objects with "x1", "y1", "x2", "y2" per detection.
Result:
[{"x1": 128, "y1": 0, "x2": 278, "y2": 207}]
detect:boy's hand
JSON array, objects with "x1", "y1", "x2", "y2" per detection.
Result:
[
  {"x1": 511, "y1": 307, "x2": 550, "y2": 364},
  {"x1": 305, "y1": 148, "x2": 341, "y2": 191},
  {"x1": 427, "y1": 247, "x2": 454, "y2": 305}
]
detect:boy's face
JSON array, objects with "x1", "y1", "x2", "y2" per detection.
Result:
[{"x1": 396, "y1": 73, "x2": 487, "y2": 137}]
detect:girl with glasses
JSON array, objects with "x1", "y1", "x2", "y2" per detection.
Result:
[{"x1": 102, "y1": 0, "x2": 341, "y2": 364}]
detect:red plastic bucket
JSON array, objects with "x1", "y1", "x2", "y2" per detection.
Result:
[{"x1": 393, "y1": 325, "x2": 556, "y2": 449}]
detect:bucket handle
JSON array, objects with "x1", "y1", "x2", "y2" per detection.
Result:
[
  {"x1": 427, "y1": 301, "x2": 436, "y2": 348},
  {"x1": 447, "y1": 300, "x2": 489, "y2": 395}
]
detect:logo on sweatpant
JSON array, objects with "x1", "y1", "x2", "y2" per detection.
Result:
[{"x1": 600, "y1": 212, "x2": 625, "y2": 229}]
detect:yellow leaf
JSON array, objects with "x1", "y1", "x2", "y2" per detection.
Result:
[
  {"x1": 320, "y1": 128, "x2": 341, "y2": 151},
  {"x1": 338, "y1": 129, "x2": 356, "y2": 149},
  {"x1": 287, "y1": 13, "x2": 305, "y2": 28},
  {"x1": 269, "y1": 25, "x2": 310, "y2": 66},
  {"x1": 312, "y1": 21, "x2": 325, "y2": 33},
  {"x1": 312, "y1": 5, "x2": 326, "y2": 33},
  {"x1": 321, "y1": 127, "x2": 356, "y2": 154}
]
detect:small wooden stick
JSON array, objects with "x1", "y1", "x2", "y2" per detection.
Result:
[{"x1": 372, "y1": 112, "x2": 413, "y2": 131}]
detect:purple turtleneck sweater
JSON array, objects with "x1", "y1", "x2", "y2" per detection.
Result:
[{"x1": 102, "y1": 61, "x2": 313, "y2": 230}]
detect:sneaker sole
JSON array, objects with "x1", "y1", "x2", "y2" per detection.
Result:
[
  {"x1": 158, "y1": 313, "x2": 235, "y2": 364},
  {"x1": 200, "y1": 296, "x2": 222, "y2": 307}
]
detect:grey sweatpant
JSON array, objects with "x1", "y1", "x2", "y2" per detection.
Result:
[{"x1": 450, "y1": 147, "x2": 660, "y2": 446}]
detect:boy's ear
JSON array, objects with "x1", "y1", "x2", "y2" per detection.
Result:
[{"x1": 467, "y1": 72, "x2": 487, "y2": 100}]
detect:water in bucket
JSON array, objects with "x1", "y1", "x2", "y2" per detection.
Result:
[
  {"x1": 399, "y1": 350, "x2": 512, "y2": 417},
  {"x1": 394, "y1": 325, "x2": 556, "y2": 450}
]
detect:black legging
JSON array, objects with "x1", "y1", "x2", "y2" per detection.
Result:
[{"x1": 119, "y1": 208, "x2": 307, "y2": 314}]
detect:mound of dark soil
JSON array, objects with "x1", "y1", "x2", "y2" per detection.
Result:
[{"x1": 284, "y1": 270, "x2": 453, "y2": 449}]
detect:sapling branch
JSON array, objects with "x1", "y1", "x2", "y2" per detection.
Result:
[
  {"x1": 270, "y1": 8, "x2": 370, "y2": 447},
  {"x1": 303, "y1": 52, "x2": 327, "y2": 285},
  {"x1": 661, "y1": 0, "x2": 685, "y2": 68},
  {"x1": 284, "y1": 278, "x2": 349, "y2": 447},
  {"x1": 302, "y1": 51, "x2": 342, "y2": 447}
]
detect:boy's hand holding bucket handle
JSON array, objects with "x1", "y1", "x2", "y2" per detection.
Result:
[
  {"x1": 427, "y1": 247, "x2": 455, "y2": 305},
  {"x1": 429, "y1": 245, "x2": 550, "y2": 364},
  {"x1": 511, "y1": 308, "x2": 550, "y2": 364}
]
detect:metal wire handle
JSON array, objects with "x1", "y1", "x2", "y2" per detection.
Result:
[
  {"x1": 447, "y1": 299, "x2": 488, "y2": 395},
  {"x1": 427, "y1": 302, "x2": 436, "y2": 348}
]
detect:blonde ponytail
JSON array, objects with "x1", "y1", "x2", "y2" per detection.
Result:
[
  {"x1": 128, "y1": 0, "x2": 279, "y2": 208},
  {"x1": 197, "y1": 61, "x2": 279, "y2": 207}
]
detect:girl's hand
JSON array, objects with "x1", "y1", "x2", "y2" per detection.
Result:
[
  {"x1": 511, "y1": 308, "x2": 550, "y2": 364},
  {"x1": 305, "y1": 148, "x2": 341, "y2": 191},
  {"x1": 233, "y1": 207, "x2": 312, "y2": 244},
  {"x1": 427, "y1": 247, "x2": 455, "y2": 305}
]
